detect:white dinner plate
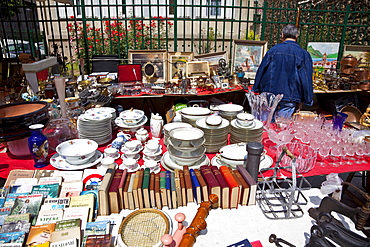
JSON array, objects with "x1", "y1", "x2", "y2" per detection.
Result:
[
  {"x1": 160, "y1": 151, "x2": 210, "y2": 171},
  {"x1": 115, "y1": 115, "x2": 148, "y2": 128},
  {"x1": 211, "y1": 154, "x2": 273, "y2": 170},
  {"x1": 50, "y1": 150, "x2": 103, "y2": 170}
]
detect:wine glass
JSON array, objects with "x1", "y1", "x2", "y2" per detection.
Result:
[{"x1": 317, "y1": 143, "x2": 330, "y2": 167}]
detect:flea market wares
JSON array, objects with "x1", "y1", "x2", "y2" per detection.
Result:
[
  {"x1": 340, "y1": 55, "x2": 358, "y2": 74},
  {"x1": 229, "y1": 118, "x2": 263, "y2": 144},
  {"x1": 167, "y1": 144, "x2": 206, "y2": 166},
  {"x1": 0, "y1": 101, "x2": 49, "y2": 139},
  {"x1": 150, "y1": 113, "x2": 163, "y2": 138},
  {"x1": 145, "y1": 139, "x2": 160, "y2": 153},
  {"x1": 121, "y1": 158, "x2": 139, "y2": 171},
  {"x1": 99, "y1": 157, "x2": 116, "y2": 169},
  {"x1": 7, "y1": 137, "x2": 31, "y2": 157},
  {"x1": 180, "y1": 106, "x2": 211, "y2": 126},
  {"x1": 56, "y1": 139, "x2": 98, "y2": 165},
  {"x1": 168, "y1": 127, "x2": 205, "y2": 150},
  {"x1": 332, "y1": 112, "x2": 348, "y2": 131},
  {"x1": 114, "y1": 115, "x2": 148, "y2": 134},
  {"x1": 143, "y1": 160, "x2": 160, "y2": 173},
  {"x1": 43, "y1": 118, "x2": 79, "y2": 151},
  {"x1": 77, "y1": 110, "x2": 113, "y2": 145},
  {"x1": 217, "y1": 103, "x2": 244, "y2": 121},
  {"x1": 277, "y1": 142, "x2": 317, "y2": 173},
  {"x1": 104, "y1": 147, "x2": 120, "y2": 159},
  {"x1": 340, "y1": 105, "x2": 362, "y2": 123},
  {"x1": 163, "y1": 122, "x2": 192, "y2": 145},
  {"x1": 124, "y1": 140, "x2": 142, "y2": 152},
  {"x1": 354, "y1": 67, "x2": 370, "y2": 82},
  {"x1": 28, "y1": 124, "x2": 49, "y2": 168},
  {"x1": 135, "y1": 128, "x2": 149, "y2": 142},
  {"x1": 236, "y1": 113, "x2": 255, "y2": 127},
  {"x1": 119, "y1": 108, "x2": 145, "y2": 125}
]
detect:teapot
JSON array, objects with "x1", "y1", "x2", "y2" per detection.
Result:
[
  {"x1": 135, "y1": 128, "x2": 149, "y2": 142},
  {"x1": 340, "y1": 55, "x2": 361, "y2": 75}
]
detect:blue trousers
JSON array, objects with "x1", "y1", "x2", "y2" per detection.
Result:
[{"x1": 274, "y1": 101, "x2": 297, "y2": 119}]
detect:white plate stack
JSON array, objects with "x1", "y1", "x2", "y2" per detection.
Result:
[
  {"x1": 77, "y1": 111, "x2": 113, "y2": 145},
  {"x1": 217, "y1": 104, "x2": 244, "y2": 122},
  {"x1": 195, "y1": 115, "x2": 230, "y2": 153},
  {"x1": 179, "y1": 107, "x2": 211, "y2": 127},
  {"x1": 85, "y1": 107, "x2": 117, "y2": 129},
  {"x1": 163, "y1": 122, "x2": 192, "y2": 146},
  {"x1": 229, "y1": 117, "x2": 264, "y2": 144}
]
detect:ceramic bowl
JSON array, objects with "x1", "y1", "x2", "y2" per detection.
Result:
[
  {"x1": 219, "y1": 143, "x2": 248, "y2": 167},
  {"x1": 119, "y1": 109, "x2": 144, "y2": 125},
  {"x1": 167, "y1": 144, "x2": 205, "y2": 166},
  {"x1": 56, "y1": 139, "x2": 98, "y2": 165},
  {"x1": 218, "y1": 104, "x2": 244, "y2": 114},
  {"x1": 168, "y1": 136, "x2": 205, "y2": 151},
  {"x1": 168, "y1": 127, "x2": 204, "y2": 148},
  {"x1": 181, "y1": 107, "x2": 211, "y2": 116},
  {"x1": 236, "y1": 113, "x2": 255, "y2": 127}
]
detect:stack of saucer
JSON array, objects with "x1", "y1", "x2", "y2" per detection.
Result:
[
  {"x1": 85, "y1": 107, "x2": 117, "y2": 129},
  {"x1": 163, "y1": 122, "x2": 192, "y2": 146},
  {"x1": 195, "y1": 115, "x2": 229, "y2": 153},
  {"x1": 77, "y1": 111, "x2": 113, "y2": 145},
  {"x1": 120, "y1": 140, "x2": 143, "y2": 161},
  {"x1": 115, "y1": 108, "x2": 148, "y2": 133},
  {"x1": 229, "y1": 113, "x2": 263, "y2": 144},
  {"x1": 142, "y1": 139, "x2": 162, "y2": 162},
  {"x1": 217, "y1": 104, "x2": 244, "y2": 121}
]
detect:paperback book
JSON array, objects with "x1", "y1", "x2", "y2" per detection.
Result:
[{"x1": 10, "y1": 194, "x2": 43, "y2": 224}]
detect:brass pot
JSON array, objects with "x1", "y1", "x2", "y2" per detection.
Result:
[
  {"x1": 354, "y1": 67, "x2": 370, "y2": 82},
  {"x1": 340, "y1": 55, "x2": 358, "y2": 74}
]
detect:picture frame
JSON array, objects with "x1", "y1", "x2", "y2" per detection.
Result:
[
  {"x1": 167, "y1": 51, "x2": 194, "y2": 82},
  {"x1": 128, "y1": 50, "x2": 167, "y2": 83},
  {"x1": 343, "y1": 45, "x2": 370, "y2": 67},
  {"x1": 232, "y1": 40, "x2": 268, "y2": 79},
  {"x1": 307, "y1": 42, "x2": 340, "y2": 68},
  {"x1": 194, "y1": 51, "x2": 228, "y2": 72}
]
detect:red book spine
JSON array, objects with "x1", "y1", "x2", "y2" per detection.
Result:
[
  {"x1": 108, "y1": 169, "x2": 124, "y2": 193},
  {"x1": 219, "y1": 166, "x2": 239, "y2": 188}
]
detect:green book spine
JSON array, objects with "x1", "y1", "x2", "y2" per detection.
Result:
[
  {"x1": 142, "y1": 168, "x2": 150, "y2": 190},
  {"x1": 160, "y1": 171, "x2": 166, "y2": 190}
]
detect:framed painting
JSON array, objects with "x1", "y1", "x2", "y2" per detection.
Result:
[
  {"x1": 307, "y1": 42, "x2": 340, "y2": 68},
  {"x1": 232, "y1": 40, "x2": 268, "y2": 79},
  {"x1": 343, "y1": 45, "x2": 370, "y2": 67},
  {"x1": 187, "y1": 61, "x2": 210, "y2": 78},
  {"x1": 167, "y1": 51, "x2": 194, "y2": 82},
  {"x1": 194, "y1": 51, "x2": 228, "y2": 72},
  {"x1": 128, "y1": 50, "x2": 167, "y2": 83}
]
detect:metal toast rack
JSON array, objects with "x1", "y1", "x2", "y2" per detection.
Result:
[{"x1": 256, "y1": 146, "x2": 312, "y2": 219}]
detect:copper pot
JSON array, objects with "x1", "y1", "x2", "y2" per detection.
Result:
[
  {"x1": 354, "y1": 67, "x2": 370, "y2": 82},
  {"x1": 340, "y1": 55, "x2": 359, "y2": 74}
]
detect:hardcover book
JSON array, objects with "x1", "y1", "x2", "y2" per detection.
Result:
[
  {"x1": 211, "y1": 166, "x2": 229, "y2": 209},
  {"x1": 54, "y1": 219, "x2": 81, "y2": 231},
  {"x1": 35, "y1": 209, "x2": 64, "y2": 226},
  {"x1": 5, "y1": 170, "x2": 35, "y2": 187},
  {"x1": 200, "y1": 165, "x2": 220, "y2": 208},
  {"x1": 50, "y1": 238, "x2": 78, "y2": 247},
  {"x1": 149, "y1": 171, "x2": 156, "y2": 208},
  {"x1": 190, "y1": 169, "x2": 201, "y2": 204},
  {"x1": 108, "y1": 169, "x2": 124, "y2": 214},
  {"x1": 159, "y1": 171, "x2": 168, "y2": 207},
  {"x1": 220, "y1": 166, "x2": 240, "y2": 209},
  {"x1": 142, "y1": 168, "x2": 151, "y2": 208},
  {"x1": 165, "y1": 171, "x2": 172, "y2": 209},
  {"x1": 194, "y1": 169, "x2": 208, "y2": 202},
  {"x1": 236, "y1": 165, "x2": 257, "y2": 206},
  {"x1": 136, "y1": 169, "x2": 144, "y2": 209},
  {"x1": 170, "y1": 171, "x2": 177, "y2": 209},
  {"x1": 117, "y1": 169, "x2": 128, "y2": 210},
  {"x1": 98, "y1": 164, "x2": 116, "y2": 216},
  {"x1": 26, "y1": 223, "x2": 55, "y2": 246},
  {"x1": 31, "y1": 183, "x2": 60, "y2": 198},
  {"x1": 154, "y1": 173, "x2": 162, "y2": 209},
  {"x1": 126, "y1": 173, "x2": 136, "y2": 210},
  {"x1": 179, "y1": 170, "x2": 187, "y2": 207},
  {"x1": 59, "y1": 181, "x2": 83, "y2": 198},
  {"x1": 10, "y1": 194, "x2": 43, "y2": 224},
  {"x1": 132, "y1": 171, "x2": 140, "y2": 210},
  {"x1": 232, "y1": 170, "x2": 250, "y2": 206},
  {"x1": 174, "y1": 170, "x2": 182, "y2": 207},
  {"x1": 122, "y1": 173, "x2": 132, "y2": 210},
  {"x1": 183, "y1": 166, "x2": 194, "y2": 204}
]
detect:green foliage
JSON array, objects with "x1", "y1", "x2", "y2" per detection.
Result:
[
  {"x1": 0, "y1": 0, "x2": 21, "y2": 20},
  {"x1": 194, "y1": 27, "x2": 221, "y2": 54},
  {"x1": 245, "y1": 30, "x2": 260, "y2": 41}
]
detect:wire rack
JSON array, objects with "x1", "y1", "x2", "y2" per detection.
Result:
[{"x1": 256, "y1": 147, "x2": 312, "y2": 219}]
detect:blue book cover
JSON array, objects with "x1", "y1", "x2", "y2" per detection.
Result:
[
  {"x1": 226, "y1": 238, "x2": 252, "y2": 247},
  {"x1": 165, "y1": 171, "x2": 171, "y2": 191},
  {"x1": 0, "y1": 231, "x2": 26, "y2": 244},
  {"x1": 0, "y1": 187, "x2": 9, "y2": 208},
  {"x1": 190, "y1": 169, "x2": 201, "y2": 203}
]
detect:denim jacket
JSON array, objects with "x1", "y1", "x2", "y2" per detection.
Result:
[{"x1": 252, "y1": 40, "x2": 314, "y2": 106}]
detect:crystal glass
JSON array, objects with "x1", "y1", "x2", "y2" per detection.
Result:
[{"x1": 43, "y1": 118, "x2": 79, "y2": 151}]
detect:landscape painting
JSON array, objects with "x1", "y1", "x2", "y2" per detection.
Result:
[{"x1": 307, "y1": 42, "x2": 340, "y2": 68}]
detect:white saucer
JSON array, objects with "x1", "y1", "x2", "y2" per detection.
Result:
[
  {"x1": 231, "y1": 119, "x2": 263, "y2": 130},
  {"x1": 141, "y1": 164, "x2": 161, "y2": 174},
  {"x1": 160, "y1": 151, "x2": 210, "y2": 172},
  {"x1": 50, "y1": 150, "x2": 103, "y2": 170},
  {"x1": 115, "y1": 115, "x2": 148, "y2": 128},
  {"x1": 211, "y1": 154, "x2": 273, "y2": 170},
  {"x1": 142, "y1": 146, "x2": 162, "y2": 156},
  {"x1": 119, "y1": 164, "x2": 141, "y2": 173},
  {"x1": 121, "y1": 153, "x2": 140, "y2": 160},
  {"x1": 121, "y1": 145, "x2": 143, "y2": 155},
  {"x1": 143, "y1": 154, "x2": 162, "y2": 162},
  {"x1": 104, "y1": 153, "x2": 120, "y2": 160}
]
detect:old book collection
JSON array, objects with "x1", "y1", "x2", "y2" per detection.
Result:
[{"x1": 0, "y1": 164, "x2": 257, "y2": 246}]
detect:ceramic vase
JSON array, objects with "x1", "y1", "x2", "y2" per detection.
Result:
[
  {"x1": 28, "y1": 124, "x2": 49, "y2": 168},
  {"x1": 150, "y1": 113, "x2": 163, "y2": 138}
]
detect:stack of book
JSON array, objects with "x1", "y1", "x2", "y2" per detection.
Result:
[{"x1": 0, "y1": 164, "x2": 257, "y2": 246}]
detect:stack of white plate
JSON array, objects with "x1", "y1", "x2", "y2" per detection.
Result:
[
  {"x1": 114, "y1": 109, "x2": 148, "y2": 134},
  {"x1": 85, "y1": 107, "x2": 117, "y2": 129},
  {"x1": 229, "y1": 118, "x2": 264, "y2": 144},
  {"x1": 77, "y1": 111, "x2": 113, "y2": 145},
  {"x1": 217, "y1": 104, "x2": 244, "y2": 121},
  {"x1": 163, "y1": 122, "x2": 192, "y2": 146},
  {"x1": 180, "y1": 107, "x2": 211, "y2": 127},
  {"x1": 195, "y1": 115, "x2": 229, "y2": 153}
]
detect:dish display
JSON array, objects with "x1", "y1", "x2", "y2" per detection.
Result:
[
  {"x1": 160, "y1": 151, "x2": 210, "y2": 171},
  {"x1": 211, "y1": 154, "x2": 273, "y2": 170},
  {"x1": 142, "y1": 146, "x2": 162, "y2": 157},
  {"x1": 115, "y1": 115, "x2": 148, "y2": 129},
  {"x1": 141, "y1": 163, "x2": 161, "y2": 174},
  {"x1": 50, "y1": 150, "x2": 103, "y2": 170}
]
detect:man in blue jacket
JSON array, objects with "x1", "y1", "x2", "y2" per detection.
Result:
[{"x1": 252, "y1": 24, "x2": 314, "y2": 119}]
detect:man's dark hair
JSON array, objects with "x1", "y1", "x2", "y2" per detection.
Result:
[{"x1": 282, "y1": 24, "x2": 299, "y2": 39}]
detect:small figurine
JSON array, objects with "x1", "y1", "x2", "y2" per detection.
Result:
[{"x1": 217, "y1": 58, "x2": 231, "y2": 79}]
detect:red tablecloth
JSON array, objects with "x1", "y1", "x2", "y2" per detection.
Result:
[{"x1": 0, "y1": 130, "x2": 368, "y2": 179}]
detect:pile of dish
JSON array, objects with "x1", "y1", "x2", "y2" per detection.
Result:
[
  {"x1": 162, "y1": 127, "x2": 209, "y2": 171},
  {"x1": 229, "y1": 113, "x2": 263, "y2": 144},
  {"x1": 50, "y1": 139, "x2": 103, "y2": 170},
  {"x1": 163, "y1": 122, "x2": 192, "y2": 146},
  {"x1": 195, "y1": 115, "x2": 229, "y2": 153},
  {"x1": 217, "y1": 103, "x2": 244, "y2": 121},
  {"x1": 115, "y1": 108, "x2": 148, "y2": 133},
  {"x1": 85, "y1": 107, "x2": 117, "y2": 129},
  {"x1": 77, "y1": 110, "x2": 113, "y2": 145},
  {"x1": 179, "y1": 107, "x2": 211, "y2": 127}
]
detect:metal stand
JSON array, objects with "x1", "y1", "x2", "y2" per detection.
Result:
[{"x1": 256, "y1": 146, "x2": 311, "y2": 219}]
